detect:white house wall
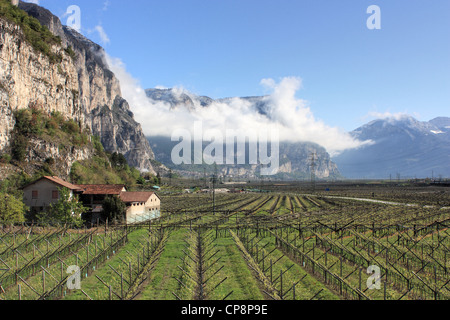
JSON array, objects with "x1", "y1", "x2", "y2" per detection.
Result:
[{"x1": 125, "y1": 194, "x2": 161, "y2": 224}]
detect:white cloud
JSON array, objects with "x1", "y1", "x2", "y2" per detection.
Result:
[
  {"x1": 93, "y1": 25, "x2": 110, "y2": 45},
  {"x1": 22, "y1": 0, "x2": 40, "y2": 4},
  {"x1": 367, "y1": 111, "x2": 412, "y2": 121},
  {"x1": 106, "y1": 55, "x2": 371, "y2": 156}
]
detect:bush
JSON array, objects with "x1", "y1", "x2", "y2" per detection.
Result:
[
  {"x1": 13, "y1": 109, "x2": 33, "y2": 135},
  {"x1": 102, "y1": 195, "x2": 126, "y2": 224},
  {"x1": 0, "y1": 153, "x2": 11, "y2": 164},
  {"x1": 110, "y1": 152, "x2": 128, "y2": 170},
  {"x1": 37, "y1": 187, "x2": 86, "y2": 227},
  {"x1": 62, "y1": 119, "x2": 80, "y2": 134},
  {"x1": 0, "y1": 192, "x2": 27, "y2": 224},
  {"x1": 92, "y1": 135, "x2": 104, "y2": 154},
  {"x1": 64, "y1": 45, "x2": 77, "y2": 60},
  {"x1": 137, "y1": 176, "x2": 146, "y2": 185},
  {"x1": 12, "y1": 108, "x2": 91, "y2": 153},
  {"x1": 11, "y1": 134, "x2": 28, "y2": 162},
  {"x1": 0, "y1": 171, "x2": 31, "y2": 197}
]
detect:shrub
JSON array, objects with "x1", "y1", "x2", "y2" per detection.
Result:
[
  {"x1": 45, "y1": 118, "x2": 58, "y2": 132},
  {"x1": 13, "y1": 109, "x2": 33, "y2": 135},
  {"x1": 0, "y1": 153, "x2": 11, "y2": 164},
  {"x1": 110, "y1": 152, "x2": 128, "y2": 170},
  {"x1": 0, "y1": 192, "x2": 27, "y2": 224},
  {"x1": 11, "y1": 134, "x2": 28, "y2": 162},
  {"x1": 37, "y1": 187, "x2": 86, "y2": 227},
  {"x1": 64, "y1": 45, "x2": 77, "y2": 60},
  {"x1": 62, "y1": 119, "x2": 80, "y2": 135},
  {"x1": 102, "y1": 195, "x2": 127, "y2": 224},
  {"x1": 92, "y1": 135, "x2": 104, "y2": 154}
]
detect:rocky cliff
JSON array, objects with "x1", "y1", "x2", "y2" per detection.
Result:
[
  {"x1": 146, "y1": 88, "x2": 341, "y2": 180},
  {"x1": 148, "y1": 136, "x2": 341, "y2": 181},
  {"x1": 0, "y1": 1, "x2": 156, "y2": 175}
]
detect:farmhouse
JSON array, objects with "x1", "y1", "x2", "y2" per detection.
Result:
[
  {"x1": 22, "y1": 176, "x2": 83, "y2": 215},
  {"x1": 76, "y1": 184, "x2": 127, "y2": 213},
  {"x1": 119, "y1": 192, "x2": 161, "y2": 224},
  {"x1": 22, "y1": 176, "x2": 161, "y2": 224}
]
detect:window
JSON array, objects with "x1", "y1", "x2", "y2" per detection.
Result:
[
  {"x1": 52, "y1": 190, "x2": 59, "y2": 200},
  {"x1": 32, "y1": 191, "x2": 38, "y2": 199}
]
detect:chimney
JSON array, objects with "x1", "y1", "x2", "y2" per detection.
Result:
[{"x1": 11, "y1": 0, "x2": 19, "y2": 6}]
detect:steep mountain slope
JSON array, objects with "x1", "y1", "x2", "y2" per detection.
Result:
[
  {"x1": 0, "y1": 1, "x2": 156, "y2": 177},
  {"x1": 332, "y1": 116, "x2": 450, "y2": 179}
]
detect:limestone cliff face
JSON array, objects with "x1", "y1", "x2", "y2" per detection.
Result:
[
  {"x1": 277, "y1": 142, "x2": 340, "y2": 179},
  {"x1": 0, "y1": 2, "x2": 156, "y2": 174},
  {"x1": 0, "y1": 88, "x2": 15, "y2": 152},
  {"x1": 91, "y1": 96, "x2": 155, "y2": 171},
  {"x1": 0, "y1": 17, "x2": 81, "y2": 122}
]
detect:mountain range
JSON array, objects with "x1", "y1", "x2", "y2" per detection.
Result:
[
  {"x1": 146, "y1": 89, "x2": 449, "y2": 180},
  {"x1": 332, "y1": 116, "x2": 450, "y2": 179},
  {"x1": 1, "y1": 1, "x2": 447, "y2": 182},
  {"x1": 146, "y1": 88, "x2": 342, "y2": 180}
]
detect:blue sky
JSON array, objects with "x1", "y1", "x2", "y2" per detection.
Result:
[{"x1": 25, "y1": 0, "x2": 450, "y2": 132}]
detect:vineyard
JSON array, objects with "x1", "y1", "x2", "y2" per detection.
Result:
[{"x1": 1, "y1": 185, "x2": 449, "y2": 301}]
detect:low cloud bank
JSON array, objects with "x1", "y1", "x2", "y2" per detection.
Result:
[{"x1": 106, "y1": 55, "x2": 372, "y2": 156}]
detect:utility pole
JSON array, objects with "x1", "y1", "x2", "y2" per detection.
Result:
[
  {"x1": 309, "y1": 152, "x2": 317, "y2": 193},
  {"x1": 211, "y1": 164, "x2": 218, "y2": 215}
]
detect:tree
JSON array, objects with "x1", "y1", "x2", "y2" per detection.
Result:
[
  {"x1": 102, "y1": 195, "x2": 126, "y2": 224},
  {"x1": 136, "y1": 176, "x2": 146, "y2": 185},
  {"x1": 0, "y1": 193, "x2": 27, "y2": 224},
  {"x1": 110, "y1": 152, "x2": 128, "y2": 170},
  {"x1": 156, "y1": 172, "x2": 161, "y2": 185},
  {"x1": 37, "y1": 187, "x2": 86, "y2": 227}
]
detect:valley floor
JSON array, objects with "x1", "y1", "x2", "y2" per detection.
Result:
[{"x1": 1, "y1": 182, "x2": 449, "y2": 301}]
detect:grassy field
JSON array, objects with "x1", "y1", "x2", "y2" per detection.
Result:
[{"x1": 1, "y1": 182, "x2": 449, "y2": 301}]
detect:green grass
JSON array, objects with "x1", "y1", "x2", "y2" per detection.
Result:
[
  {"x1": 1, "y1": 229, "x2": 120, "y2": 300},
  {"x1": 3, "y1": 192, "x2": 449, "y2": 301},
  {"x1": 62, "y1": 229, "x2": 148, "y2": 300},
  {"x1": 240, "y1": 231, "x2": 340, "y2": 301},
  {"x1": 136, "y1": 229, "x2": 189, "y2": 300},
  {"x1": 206, "y1": 236, "x2": 265, "y2": 300}
]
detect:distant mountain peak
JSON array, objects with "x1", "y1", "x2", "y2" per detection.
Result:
[
  {"x1": 429, "y1": 117, "x2": 450, "y2": 131},
  {"x1": 333, "y1": 115, "x2": 450, "y2": 179},
  {"x1": 145, "y1": 87, "x2": 273, "y2": 117}
]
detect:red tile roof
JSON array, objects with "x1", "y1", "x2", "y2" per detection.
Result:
[
  {"x1": 22, "y1": 176, "x2": 83, "y2": 191},
  {"x1": 119, "y1": 192, "x2": 156, "y2": 203},
  {"x1": 76, "y1": 185, "x2": 126, "y2": 195}
]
